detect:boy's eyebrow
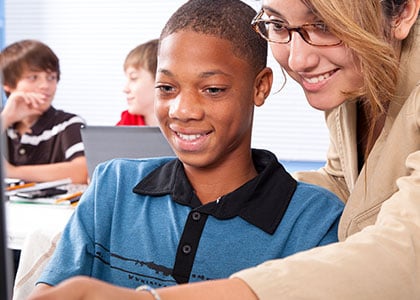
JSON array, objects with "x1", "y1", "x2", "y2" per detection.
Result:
[
  {"x1": 199, "y1": 70, "x2": 232, "y2": 78},
  {"x1": 157, "y1": 68, "x2": 232, "y2": 78},
  {"x1": 156, "y1": 68, "x2": 173, "y2": 77}
]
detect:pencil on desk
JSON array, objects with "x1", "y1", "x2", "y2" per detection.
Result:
[
  {"x1": 6, "y1": 182, "x2": 36, "y2": 191},
  {"x1": 55, "y1": 195, "x2": 81, "y2": 206},
  {"x1": 55, "y1": 191, "x2": 83, "y2": 204},
  {"x1": 70, "y1": 195, "x2": 82, "y2": 207}
]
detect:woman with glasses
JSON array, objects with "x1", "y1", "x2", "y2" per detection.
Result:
[{"x1": 27, "y1": 0, "x2": 420, "y2": 299}]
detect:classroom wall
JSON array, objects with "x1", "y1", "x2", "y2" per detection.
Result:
[{"x1": 3, "y1": 0, "x2": 329, "y2": 162}]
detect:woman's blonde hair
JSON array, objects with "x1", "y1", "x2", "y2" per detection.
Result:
[{"x1": 303, "y1": 0, "x2": 417, "y2": 154}]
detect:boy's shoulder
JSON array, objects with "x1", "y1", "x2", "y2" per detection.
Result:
[
  {"x1": 46, "y1": 106, "x2": 84, "y2": 123},
  {"x1": 294, "y1": 181, "x2": 344, "y2": 208},
  {"x1": 93, "y1": 156, "x2": 177, "y2": 181}
]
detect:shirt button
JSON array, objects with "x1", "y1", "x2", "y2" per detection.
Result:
[
  {"x1": 18, "y1": 148, "x2": 26, "y2": 155},
  {"x1": 182, "y1": 244, "x2": 192, "y2": 254},
  {"x1": 191, "y1": 211, "x2": 201, "y2": 221}
]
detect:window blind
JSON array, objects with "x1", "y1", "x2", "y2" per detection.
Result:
[{"x1": 4, "y1": 0, "x2": 329, "y2": 161}]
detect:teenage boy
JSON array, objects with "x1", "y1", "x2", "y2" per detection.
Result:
[
  {"x1": 117, "y1": 39, "x2": 159, "y2": 126},
  {"x1": 0, "y1": 39, "x2": 88, "y2": 184},
  {"x1": 29, "y1": 0, "x2": 343, "y2": 298}
]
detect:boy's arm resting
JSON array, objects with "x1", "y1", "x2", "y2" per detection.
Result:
[
  {"x1": 28, "y1": 277, "x2": 257, "y2": 300},
  {"x1": 232, "y1": 150, "x2": 420, "y2": 299},
  {"x1": 5, "y1": 156, "x2": 88, "y2": 184}
]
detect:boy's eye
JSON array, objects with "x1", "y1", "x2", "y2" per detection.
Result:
[
  {"x1": 47, "y1": 74, "x2": 58, "y2": 81},
  {"x1": 26, "y1": 74, "x2": 37, "y2": 81},
  {"x1": 205, "y1": 87, "x2": 225, "y2": 95},
  {"x1": 155, "y1": 84, "x2": 176, "y2": 94}
]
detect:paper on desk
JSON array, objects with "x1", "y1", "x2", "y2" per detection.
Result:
[
  {"x1": 5, "y1": 178, "x2": 72, "y2": 197},
  {"x1": 8, "y1": 196, "x2": 73, "y2": 206}
]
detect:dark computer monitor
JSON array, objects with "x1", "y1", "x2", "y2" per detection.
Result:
[{"x1": 0, "y1": 91, "x2": 13, "y2": 299}]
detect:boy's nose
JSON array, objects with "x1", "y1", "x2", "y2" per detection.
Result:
[{"x1": 168, "y1": 92, "x2": 204, "y2": 121}]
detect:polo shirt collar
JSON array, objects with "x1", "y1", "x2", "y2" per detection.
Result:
[
  {"x1": 31, "y1": 106, "x2": 56, "y2": 134},
  {"x1": 133, "y1": 149, "x2": 297, "y2": 234}
]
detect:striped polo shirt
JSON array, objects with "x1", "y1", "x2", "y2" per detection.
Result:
[{"x1": 6, "y1": 106, "x2": 86, "y2": 165}]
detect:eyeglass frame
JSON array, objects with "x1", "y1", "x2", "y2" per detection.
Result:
[{"x1": 251, "y1": 9, "x2": 342, "y2": 47}]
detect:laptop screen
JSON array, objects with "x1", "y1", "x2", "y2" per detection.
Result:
[{"x1": 81, "y1": 125, "x2": 175, "y2": 177}]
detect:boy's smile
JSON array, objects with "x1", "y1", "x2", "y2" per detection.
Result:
[{"x1": 155, "y1": 30, "x2": 260, "y2": 171}]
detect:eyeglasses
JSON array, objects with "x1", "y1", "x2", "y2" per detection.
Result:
[{"x1": 251, "y1": 9, "x2": 342, "y2": 47}]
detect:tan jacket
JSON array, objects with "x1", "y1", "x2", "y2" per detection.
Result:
[{"x1": 233, "y1": 22, "x2": 420, "y2": 299}]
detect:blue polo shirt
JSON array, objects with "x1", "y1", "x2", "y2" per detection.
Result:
[{"x1": 38, "y1": 149, "x2": 343, "y2": 288}]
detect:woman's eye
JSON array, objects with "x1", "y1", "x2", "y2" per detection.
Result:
[
  {"x1": 313, "y1": 22, "x2": 329, "y2": 32},
  {"x1": 272, "y1": 21, "x2": 286, "y2": 31}
]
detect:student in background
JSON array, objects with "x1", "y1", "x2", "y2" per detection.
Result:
[
  {"x1": 116, "y1": 39, "x2": 159, "y2": 126},
  {"x1": 0, "y1": 39, "x2": 88, "y2": 184},
  {"x1": 28, "y1": 0, "x2": 343, "y2": 298}
]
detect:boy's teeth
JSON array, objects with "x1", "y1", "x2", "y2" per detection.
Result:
[{"x1": 178, "y1": 133, "x2": 202, "y2": 141}]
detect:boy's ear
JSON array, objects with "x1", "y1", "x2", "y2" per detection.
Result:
[
  {"x1": 254, "y1": 67, "x2": 273, "y2": 107},
  {"x1": 392, "y1": 0, "x2": 420, "y2": 40}
]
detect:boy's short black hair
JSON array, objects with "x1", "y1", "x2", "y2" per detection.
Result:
[
  {"x1": 0, "y1": 40, "x2": 60, "y2": 94},
  {"x1": 159, "y1": 0, "x2": 267, "y2": 73}
]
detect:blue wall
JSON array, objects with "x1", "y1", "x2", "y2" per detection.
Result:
[{"x1": 0, "y1": 0, "x2": 4, "y2": 49}]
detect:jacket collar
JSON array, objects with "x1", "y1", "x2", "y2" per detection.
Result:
[
  {"x1": 133, "y1": 149, "x2": 297, "y2": 234},
  {"x1": 395, "y1": 20, "x2": 420, "y2": 104}
]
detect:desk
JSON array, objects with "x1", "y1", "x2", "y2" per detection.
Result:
[
  {"x1": 6, "y1": 202, "x2": 74, "y2": 250},
  {"x1": 5, "y1": 183, "x2": 87, "y2": 250}
]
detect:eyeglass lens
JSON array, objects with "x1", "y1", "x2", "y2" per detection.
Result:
[{"x1": 255, "y1": 20, "x2": 341, "y2": 46}]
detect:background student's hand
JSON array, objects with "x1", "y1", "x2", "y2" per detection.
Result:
[
  {"x1": 3, "y1": 159, "x2": 16, "y2": 178},
  {"x1": 1, "y1": 91, "x2": 47, "y2": 128},
  {"x1": 28, "y1": 277, "x2": 150, "y2": 300}
]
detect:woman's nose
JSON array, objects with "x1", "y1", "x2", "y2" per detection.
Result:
[{"x1": 287, "y1": 31, "x2": 320, "y2": 72}]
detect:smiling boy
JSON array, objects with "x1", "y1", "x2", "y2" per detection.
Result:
[
  {"x1": 0, "y1": 40, "x2": 88, "y2": 184},
  {"x1": 30, "y1": 0, "x2": 343, "y2": 297}
]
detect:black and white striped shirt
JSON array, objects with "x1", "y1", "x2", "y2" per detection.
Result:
[{"x1": 6, "y1": 106, "x2": 86, "y2": 165}]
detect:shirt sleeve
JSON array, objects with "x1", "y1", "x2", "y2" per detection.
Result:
[{"x1": 60, "y1": 115, "x2": 86, "y2": 161}]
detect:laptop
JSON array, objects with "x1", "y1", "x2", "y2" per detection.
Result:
[
  {"x1": 1, "y1": 127, "x2": 14, "y2": 300},
  {"x1": 81, "y1": 125, "x2": 175, "y2": 177}
]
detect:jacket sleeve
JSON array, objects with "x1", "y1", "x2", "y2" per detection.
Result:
[{"x1": 232, "y1": 149, "x2": 420, "y2": 300}]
